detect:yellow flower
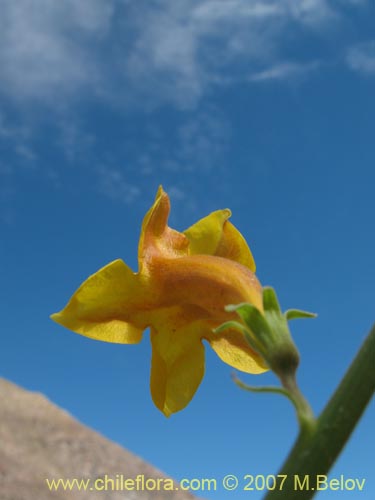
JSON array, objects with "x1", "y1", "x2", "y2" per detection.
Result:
[{"x1": 51, "y1": 187, "x2": 268, "y2": 416}]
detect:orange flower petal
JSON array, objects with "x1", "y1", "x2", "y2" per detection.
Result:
[
  {"x1": 184, "y1": 209, "x2": 256, "y2": 271},
  {"x1": 138, "y1": 186, "x2": 189, "y2": 272}
]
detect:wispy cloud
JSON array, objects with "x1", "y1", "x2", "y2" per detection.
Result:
[
  {"x1": 0, "y1": 0, "x2": 355, "y2": 110},
  {"x1": 0, "y1": 0, "x2": 113, "y2": 104},
  {"x1": 0, "y1": 166, "x2": 16, "y2": 225},
  {"x1": 171, "y1": 110, "x2": 231, "y2": 172},
  {"x1": 0, "y1": 112, "x2": 31, "y2": 144},
  {"x1": 56, "y1": 117, "x2": 95, "y2": 164},
  {"x1": 249, "y1": 60, "x2": 320, "y2": 82},
  {"x1": 96, "y1": 167, "x2": 142, "y2": 204},
  {"x1": 128, "y1": 107, "x2": 231, "y2": 177},
  {"x1": 124, "y1": 0, "x2": 337, "y2": 108},
  {"x1": 347, "y1": 41, "x2": 375, "y2": 76},
  {"x1": 0, "y1": 112, "x2": 36, "y2": 168},
  {"x1": 91, "y1": 108, "x2": 231, "y2": 209},
  {"x1": 0, "y1": 0, "x2": 371, "y2": 215}
]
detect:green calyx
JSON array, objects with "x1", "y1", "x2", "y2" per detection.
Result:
[
  {"x1": 215, "y1": 286, "x2": 317, "y2": 431},
  {"x1": 216, "y1": 287, "x2": 316, "y2": 379}
]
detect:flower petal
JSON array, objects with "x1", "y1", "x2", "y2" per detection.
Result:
[
  {"x1": 207, "y1": 328, "x2": 268, "y2": 374},
  {"x1": 50, "y1": 259, "x2": 146, "y2": 343},
  {"x1": 184, "y1": 209, "x2": 256, "y2": 271},
  {"x1": 138, "y1": 186, "x2": 189, "y2": 272},
  {"x1": 148, "y1": 254, "x2": 263, "y2": 315},
  {"x1": 150, "y1": 313, "x2": 206, "y2": 416}
]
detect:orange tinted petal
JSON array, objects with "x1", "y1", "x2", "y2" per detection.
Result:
[
  {"x1": 138, "y1": 186, "x2": 189, "y2": 272},
  {"x1": 148, "y1": 254, "x2": 263, "y2": 314},
  {"x1": 184, "y1": 209, "x2": 256, "y2": 271}
]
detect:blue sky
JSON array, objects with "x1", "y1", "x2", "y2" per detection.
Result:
[{"x1": 1, "y1": 1, "x2": 374, "y2": 498}]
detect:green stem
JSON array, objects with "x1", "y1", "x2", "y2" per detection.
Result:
[
  {"x1": 233, "y1": 374, "x2": 316, "y2": 434},
  {"x1": 264, "y1": 323, "x2": 375, "y2": 500},
  {"x1": 278, "y1": 373, "x2": 316, "y2": 436}
]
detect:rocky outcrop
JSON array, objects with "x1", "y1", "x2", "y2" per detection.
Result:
[{"x1": 0, "y1": 378, "x2": 197, "y2": 500}]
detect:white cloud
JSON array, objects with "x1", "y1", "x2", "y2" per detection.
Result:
[
  {"x1": 124, "y1": 0, "x2": 336, "y2": 108},
  {"x1": 96, "y1": 167, "x2": 141, "y2": 204},
  {"x1": 347, "y1": 41, "x2": 375, "y2": 75},
  {"x1": 56, "y1": 117, "x2": 95, "y2": 164},
  {"x1": 338, "y1": 0, "x2": 367, "y2": 5},
  {"x1": 192, "y1": 1, "x2": 281, "y2": 21},
  {"x1": 0, "y1": 0, "x2": 370, "y2": 213},
  {"x1": 0, "y1": 0, "x2": 348, "y2": 110},
  {"x1": 131, "y1": 108, "x2": 230, "y2": 175},
  {"x1": 286, "y1": 0, "x2": 337, "y2": 26},
  {"x1": 249, "y1": 60, "x2": 320, "y2": 82},
  {"x1": 0, "y1": 111, "x2": 36, "y2": 166},
  {"x1": 90, "y1": 108, "x2": 231, "y2": 208},
  {"x1": 176, "y1": 111, "x2": 230, "y2": 170},
  {"x1": 0, "y1": 0, "x2": 113, "y2": 103},
  {"x1": 167, "y1": 186, "x2": 187, "y2": 202},
  {"x1": 0, "y1": 112, "x2": 30, "y2": 142}
]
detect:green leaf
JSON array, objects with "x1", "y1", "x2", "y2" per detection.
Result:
[{"x1": 285, "y1": 309, "x2": 317, "y2": 321}]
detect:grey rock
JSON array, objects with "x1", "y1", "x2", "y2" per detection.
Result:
[{"x1": 0, "y1": 378, "x2": 198, "y2": 500}]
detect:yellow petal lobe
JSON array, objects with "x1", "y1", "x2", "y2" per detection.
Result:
[
  {"x1": 50, "y1": 259, "x2": 145, "y2": 344},
  {"x1": 184, "y1": 209, "x2": 256, "y2": 271},
  {"x1": 207, "y1": 329, "x2": 268, "y2": 374},
  {"x1": 149, "y1": 312, "x2": 207, "y2": 416}
]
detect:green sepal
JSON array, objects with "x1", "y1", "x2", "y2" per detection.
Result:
[
  {"x1": 213, "y1": 320, "x2": 248, "y2": 335},
  {"x1": 225, "y1": 289, "x2": 301, "y2": 377},
  {"x1": 262, "y1": 288, "x2": 287, "y2": 339},
  {"x1": 263, "y1": 286, "x2": 282, "y2": 314},
  {"x1": 225, "y1": 303, "x2": 271, "y2": 336},
  {"x1": 225, "y1": 303, "x2": 271, "y2": 353},
  {"x1": 214, "y1": 316, "x2": 264, "y2": 356},
  {"x1": 216, "y1": 287, "x2": 318, "y2": 435},
  {"x1": 285, "y1": 309, "x2": 317, "y2": 321}
]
